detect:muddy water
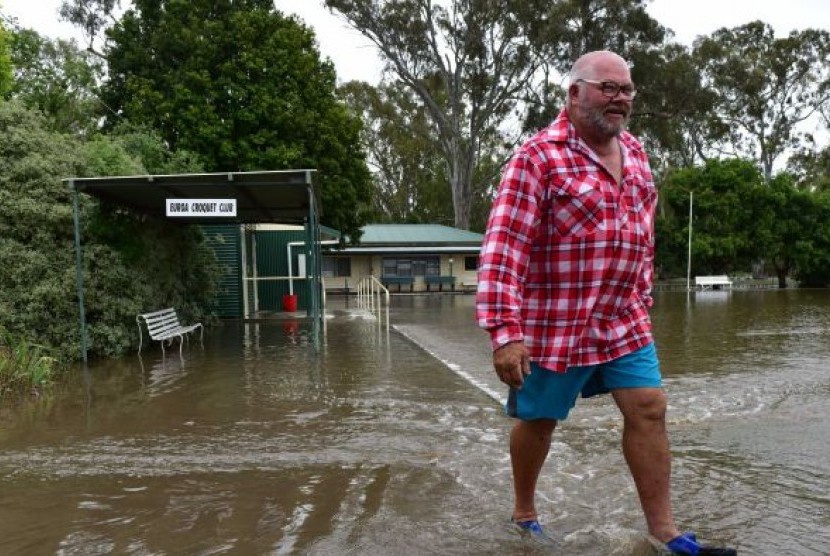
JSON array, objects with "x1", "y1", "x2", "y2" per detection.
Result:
[{"x1": 1, "y1": 290, "x2": 829, "y2": 555}]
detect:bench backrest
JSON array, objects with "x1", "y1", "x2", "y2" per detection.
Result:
[
  {"x1": 695, "y1": 275, "x2": 731, "y2": 286},
  {"x1": 381, "y1": 275, "x2": 414, "y2": 283},
  {"x1": 138, "y1": 308, "x2": 184, "y2": 340}
]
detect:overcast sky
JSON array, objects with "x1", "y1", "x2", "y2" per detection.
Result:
[
  {"x1": 2, "y1": 0, "x2": 830, "y2": 85},
  {"x1": 274, "y1": 0, "x2": 830, "y2": 83}
]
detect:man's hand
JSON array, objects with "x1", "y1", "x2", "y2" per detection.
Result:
[{"x1": 493, "y1": 341, "x2": 531, "y2": 389}]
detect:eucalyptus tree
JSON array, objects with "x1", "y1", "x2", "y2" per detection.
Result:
[
  {"x1": 58, "y1": 0, "x2": 121, "y2": 55},
  {"x1": 626, "y1": 43, "x2": 724, "y2": 172},
  {"x1": 339, "y1": 80, "x2": 453, "y2": 225},
  {"x1": 97, "y1": 0, "x2": 372, "y2": 241},
  {"x1": 693, "y1": 22, "x2": 830, "y2": 181},
  {"x1": 532, "y1": 0, "x2": 667, "y2": 67},
  {"x1": 325, "y1": 0, "x2": 540, "y2": 230},
  {"x1": 788, "y1": 143, "x2": 830, "y2": 192}
]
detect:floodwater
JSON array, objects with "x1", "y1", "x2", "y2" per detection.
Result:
[{"x1": 1, "y1": 289, "x2": 829, "y2": 555}]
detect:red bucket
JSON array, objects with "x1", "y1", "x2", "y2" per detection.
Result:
[{"x1": 282, "y1": 294, "x2": 298, "y2": 312}]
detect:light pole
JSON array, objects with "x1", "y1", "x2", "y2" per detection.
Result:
[{"x1": 686, "y1": 191, "x2": 693, "y2": 291}]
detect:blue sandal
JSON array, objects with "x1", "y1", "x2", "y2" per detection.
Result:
[
  {"x1": 511, "y1": 517, "x2": 559, "y2": 547},
  {"x1": 664, "y1": 531, "x2": 737, "y2": 555}
]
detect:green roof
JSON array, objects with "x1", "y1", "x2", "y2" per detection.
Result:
[{"x1": 360, "y1": 224, "x2": 483, "y2": 245}]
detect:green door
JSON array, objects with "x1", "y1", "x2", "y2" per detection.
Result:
[{"x1": 201, "y1": 224, "x2": 242, "y2": 317}]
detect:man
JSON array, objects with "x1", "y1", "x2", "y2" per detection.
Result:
[{"x1": 475, "y1": 50, "x2": 736, "y2": 556}]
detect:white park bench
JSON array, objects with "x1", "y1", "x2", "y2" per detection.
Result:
[
  {"x1": 694, "y1": 275, "x2": 733, "y2": 290},
  {"x1": 136, "y1": 307, "x2": 203, "y2": 356}
]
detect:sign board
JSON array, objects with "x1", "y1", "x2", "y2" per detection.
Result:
[{"x1": 166, "y1": 199, "x2": 237, "y2": 217}]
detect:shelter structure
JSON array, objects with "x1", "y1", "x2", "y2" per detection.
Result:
[{"x1": 67, "y1": 170, "x2": 324, "y2": 362}]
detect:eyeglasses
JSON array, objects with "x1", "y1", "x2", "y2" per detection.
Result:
[{"x1": 576, "y1": 79, "x2": 637, "y2": 99}]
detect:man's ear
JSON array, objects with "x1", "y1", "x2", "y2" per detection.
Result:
[{"x1": 567, "y1": 83, "x2": 580, "y2": 103}]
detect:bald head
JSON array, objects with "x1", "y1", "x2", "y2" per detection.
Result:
[
  {"x1": 569, "y1": 50, "x2": 630, "y2": 85},
  {"x1": 566, "y1": 50, "x2": 634, "y2": 145}
]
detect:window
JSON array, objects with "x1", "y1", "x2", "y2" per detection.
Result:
[
  {"x1": 426, "y1": 257, "x2": 440, "y2": 276},
  {"x1": 382, "y1": 256, "x2": 440, "y2": 276},
  {"x1": 412, "y1": 259, "x2": 427, "y2": 276},
  {"x1": 382, "y1": 258, "x2": 397, "y2": 276},
  {"x1": 464, "y1": 256, "x2": 479, "y2": 271},
  {"x1": 322, "y1": 256, "x2": 351, "y2": 277}
]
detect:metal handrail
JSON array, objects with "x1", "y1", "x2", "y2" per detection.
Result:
[{"x1": 357, "y1": 275, "x2": 390, "y2": 312}]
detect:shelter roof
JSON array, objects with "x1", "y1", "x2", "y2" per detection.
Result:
[
  {"x1": 358, "y1": 224, "x2": 483, "y2": 246},
  {"x1": 65, "y1": 170, "x2": 318, "y2": 224}
]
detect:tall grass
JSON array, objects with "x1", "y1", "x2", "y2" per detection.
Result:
[{"x1": 0, "y1": 328, "x2": 58, "y2": 398}]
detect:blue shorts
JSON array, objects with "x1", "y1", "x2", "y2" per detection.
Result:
[{"x1": 506, "y1": 342, "x2": 661, "y2": 421}]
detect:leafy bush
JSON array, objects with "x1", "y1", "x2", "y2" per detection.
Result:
[{"x1": 0, "y1": 100, "x2": 218, "y2": 363}]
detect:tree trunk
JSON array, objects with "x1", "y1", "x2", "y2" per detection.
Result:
[
  {"x1": 449, "y1": 144, "x2": 474, "y2": 230},
  {"x1": 776, "y1": 269, "x2": 788, "y2": 289}
]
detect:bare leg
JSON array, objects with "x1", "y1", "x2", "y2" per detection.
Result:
[
  {"x1": 612, "y1": 388, "x2": 681, "y2": 542},
  {"x1": 510, "y1": 418, "x2": 557, "y2": 521}
]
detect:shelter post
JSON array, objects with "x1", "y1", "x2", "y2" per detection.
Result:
[
  {"x1": 70, "y1": 180, "x2": 89, "y2": 363},
  {"x1": 306, "y1": 181, "x2": 324, "y2": 345}
]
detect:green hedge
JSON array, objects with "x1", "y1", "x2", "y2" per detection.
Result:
[{"x1": 0, "y1": 101, "x2": 218, "y2": 363}]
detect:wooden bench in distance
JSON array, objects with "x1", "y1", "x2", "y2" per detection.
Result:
[
  {"x1": 424, "y1": 275, "x2": 456, "y2": 291},
  {"x1": 137, "y1": 307, "x2": 203, "y2": 356},
  {"x1": 381, "y1": 275, "x2": 415, "y2": 292},
  {"x1": 694, "y1": 275, "x2": 733, "y2": 290}
]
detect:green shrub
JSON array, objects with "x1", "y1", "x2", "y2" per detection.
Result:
[{"x1": 0, "y1": 101, "x2": 218, "y2": 364}]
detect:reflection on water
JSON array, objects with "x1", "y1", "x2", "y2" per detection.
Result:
[
  {"x1": 0, "y1": 290, "x2": 829, "y2": 554},
  {"x1": 137, "y1": 354, "x2": 190, "y2": 397}
]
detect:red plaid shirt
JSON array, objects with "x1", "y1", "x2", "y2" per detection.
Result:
[{"x1": 476, "y1": 109, "x2": 656, "y2": 373}]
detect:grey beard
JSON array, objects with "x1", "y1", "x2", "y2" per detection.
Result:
[{"x1": 584, "y1": 106, "x2": 628, "y2": 138}]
